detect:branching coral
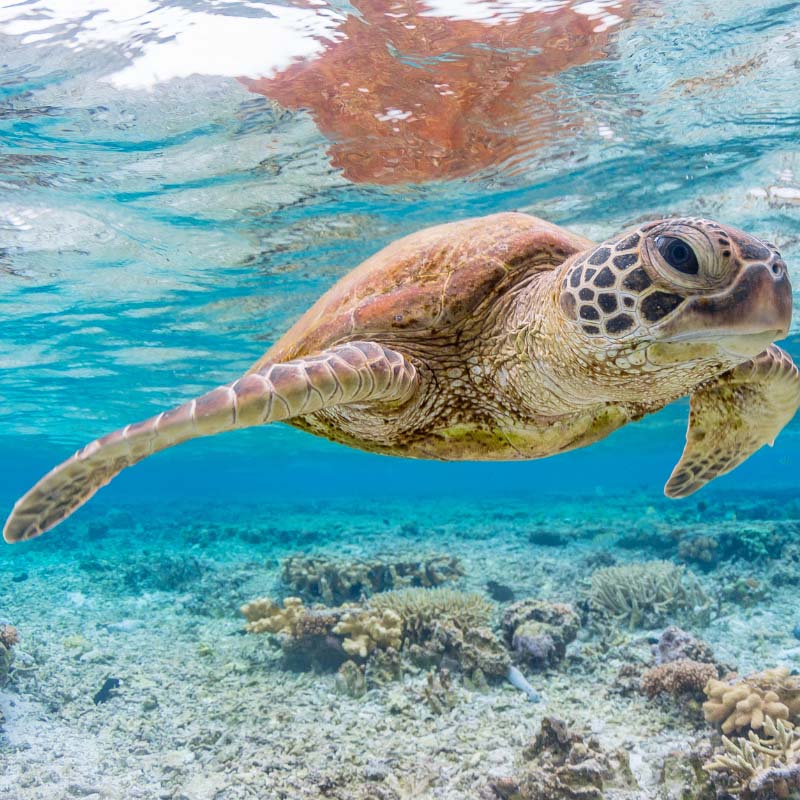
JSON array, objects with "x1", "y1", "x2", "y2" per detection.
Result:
[
  {"x1": 240, "y1": 596, "x2": 308, "y2": 635},
  {"x1": 704, "y1": 668, "x2": 800, "y2": 734},
  {"x1": 332, "y1": 608, "x2": 403, "y2": 658},
  {"x1": 704, "y1": 716, "x2": 800, "y2": 799},
  {"x1": 370, "y1": 588, "x2": 493, "y2": 644},
  {"x1": 641, "y1": 659, "x2": 718, "y2": 699},
  {"x1": 281, "y1": 553, "x2": 464, "y2": 604},
  {"x1": 588, "y1": 560, "x2": 710, "y2": 629}
]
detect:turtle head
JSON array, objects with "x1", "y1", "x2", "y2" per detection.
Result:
[{"x1": 557, "y1": 218, "x2": 791, "y2": 366}]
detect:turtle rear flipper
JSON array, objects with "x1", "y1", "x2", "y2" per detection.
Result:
[
  {"x1": 3, "y1": 342, "x2": 417, "y2": 543},
  {"x1": 665, "y1": 344, "x2": 800, "y2": 498}
]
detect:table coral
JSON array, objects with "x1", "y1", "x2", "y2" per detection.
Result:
[
  {"x1": 704, "y1": 716, "x2": 800, "y2": 799},
  {"x1": 704, "y1": 668, "x2": 800, "y2": 734},
  {"x1": 641, "y1": 659, "x2": 718, "y2": 699},
  {"x1": 333, "y1": 608, "x2": 403, "y2": 658},
  {"x1": 587, "y1": 560, "x2": 710, "y2": 629}
]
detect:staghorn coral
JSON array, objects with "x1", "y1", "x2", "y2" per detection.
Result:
[
  {"x1": 370, "y1": 587, "x2": 493, "y2": 644},
  {"x1": 332, "y1": 608, "x2": 403, "y2": 658},
  {"x1": 704, "y1": 716, "x2": 800, "y2": 799},
  {"x1": 588, "y1": 560, "x2": 710, "y2": 629},
  {"x1": 502, "y1": 600, "x2": 579, "y2": 670},
  {"x1": 704, "y1": 668, "x2": 800, "y2": 735},
  {"x1": 641, "y1": 659, "x2": 718, "y2": 699},
  {"x1": 281, "y1": 553, "x2": 464, "y2": 604}
]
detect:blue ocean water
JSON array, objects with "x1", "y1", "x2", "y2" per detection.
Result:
[{"x1": 1, "y1": 1, "x2": 800, "y2": 798}]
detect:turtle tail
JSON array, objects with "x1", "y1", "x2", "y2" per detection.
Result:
[{"x1": 4, "y1": 342, "x2": 417, "y2": 543}]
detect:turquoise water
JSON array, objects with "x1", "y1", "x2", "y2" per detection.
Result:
[{"x1": 1, "y1": 1, "x2": 800, "y2": 798}]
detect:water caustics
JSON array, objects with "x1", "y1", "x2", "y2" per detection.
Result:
[{"x1": 0, "y1": 0, "x2": 799, "y2": 472}]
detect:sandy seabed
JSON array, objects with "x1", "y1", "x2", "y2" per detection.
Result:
[{"x1": 1, "y1": 491, "x2": 798, "y2": 799}]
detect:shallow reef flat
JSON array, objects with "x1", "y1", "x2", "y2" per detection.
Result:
[{"x1": 1, "y1": 489, "x2": 799, "y2": 799}]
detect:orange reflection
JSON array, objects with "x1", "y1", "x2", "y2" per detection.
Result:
[{"x1": 241, "y1": 0, "x2": 631, "y2": 184}]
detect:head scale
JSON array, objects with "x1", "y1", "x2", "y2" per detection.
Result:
[{"x1": 558, "y1": 217, "x2": 791, "y2": 364}]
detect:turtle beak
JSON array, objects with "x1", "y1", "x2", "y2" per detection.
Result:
[{"x1": 660, "y1": 256, "x2": 792, "y2": 357}]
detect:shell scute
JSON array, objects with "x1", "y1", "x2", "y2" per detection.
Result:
[{"x1": 256, "y1": 212, "x2": 590, "y2": 367}]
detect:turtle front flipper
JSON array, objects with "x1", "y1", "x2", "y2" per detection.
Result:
[
  {"x1": 4, "y1": 342, "x2": 417, "y2": 543},
  {"x1": 665, "y1": 344, "x2": 800, "y2": 498}
]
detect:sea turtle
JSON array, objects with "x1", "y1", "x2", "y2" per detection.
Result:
[{"x1": 4, "y1": 212, "x2": 799, "y2": 543}]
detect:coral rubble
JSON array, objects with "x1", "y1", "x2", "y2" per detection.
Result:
[{"x1": 483, "y1": 717, "x2": 637, "y2": 799}]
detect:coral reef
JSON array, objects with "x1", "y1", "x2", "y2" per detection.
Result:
[
  {"x1": 704, "y1": 668, "x2": 800, "y2": 734},
  {"x1": 501, "y1": 600, "x2": 579, "y2": 670},
  {"x1": 483, "y1": 717, "x2": 637, "y2": 799},
  {"x1": 241, "y1": 596, "x2": 346, "y2": 670},
  {"x1": 407, "y1": 623, "x2": 510, "y2": 680},
  {"x1": 0, "y1": 626, "x2": 15, "y2": 688},
  {"x1": 678, "y1": 535, "x2": 719, "y2": 565},
  {"x1": 676, "y1": 521, "x2": 799, "y2": 566},
  {"x1": 654, "y1": 625, "x2": 718, "y2": 666},
  {"x1": 281, "y1": 553, "x2": 463, "y2": 604},
  {"x1": 704, "y1": 716, "x2": 800, "y2": 799},
  {"x1": 0, "y1": 624, "x2": 19, "y2": 649},
  {"x1": 587, "y1": 560, "x2": 710, "y2": 629},
  {"x1": 641, "y1": 659, "x2": 718, "y2": 699},
  {"x1": 333, "y1": 608, "x2": 403, "y2": 658},
  {"x1": 242, "y1": 588, "x2": 503, "y2": 680},
  {"x1": 370, "y1": 588, "x2": 493, "y2": 644},
  {"x1": 123, "y1": 554, "x2": 209, "y2": 592},
  {"x1": 241, "y1": 596, "x2": 309, "y2": 635}
]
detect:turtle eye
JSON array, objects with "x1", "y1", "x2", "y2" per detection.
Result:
[{"x1": 655, "y1": 236, "x2": 699, "y2": 275}]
